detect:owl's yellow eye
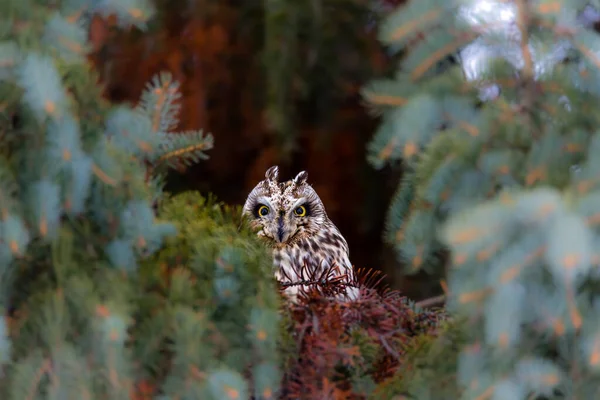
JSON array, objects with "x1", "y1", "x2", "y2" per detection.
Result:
[
  {"x1": 258, "y1": 205, "x2": 270, "y2": 217},
  {"x1": 294, "y1": 205, "x2": 307, "y2": 217}
]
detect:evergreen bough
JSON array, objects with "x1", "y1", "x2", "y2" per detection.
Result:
[
  {"x1": 364, "y1": 0, "x2": 600, "y2": 398},
  {"x1": 371, "y1": 318, "x2": 466, "y2": 399},
  {"x1": 363, "y1": 0, "x2": 600, "y2": 275},
  {"x1": 0, "y1": 0, "x2": 220, "y2": 398},
  {"x1": 136, "y1": 192, "x2": 281, "y2": 400}
]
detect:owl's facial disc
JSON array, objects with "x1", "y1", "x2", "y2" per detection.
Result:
[{"x1": 253, "y1": 198, "x2": 311, "y2": 244}]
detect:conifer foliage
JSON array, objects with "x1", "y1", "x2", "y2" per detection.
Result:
[
  {"x1": 363, "y1": 0, "x2": 600, "y2": 275},
  {"x1": 0, "y1": 0, "x2": 213, "y2": 398},
  {"x1": 278, "y1": 280, "x2": 444, "y2": 399},
  {"x1": 135, "y1": 192, "x2": 281, "y2": 400},
  {"x1": 365, "y1": 0, "x2": 600, "y2": 398}
]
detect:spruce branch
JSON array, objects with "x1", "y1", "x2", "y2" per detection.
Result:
[
  {"x1": 278, "y1": 259, "x2": 360, "y2": 300},
  {"x1": 365, "y1": 1, "x2": 600, "y2": 395},
  {"x1": 277, "y1": 258, "x2": 396, "y2": 302},
  {"x1": 280, "y1": 261, "x2": 446, "y2": 399},
  {"x1": 0, "y1": 2, "x2": 216, "y2": 397},
  {"x1": 415, "y1": 294, "x2": 446, "y2": 309},
  {"x1": 91, "y1": 164, "x2": 118, "y2": 186},
  {"x1": 516, "y1": 0, "x2": 534, "y2": 81}
]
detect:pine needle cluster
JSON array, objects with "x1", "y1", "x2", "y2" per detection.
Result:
[{"x1": 364, "y1": 0, "x2": 600, "y2": 398}]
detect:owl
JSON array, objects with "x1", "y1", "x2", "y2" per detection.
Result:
[{"x1": 242, "y1": 165, "x2": 359, "y2": 301}]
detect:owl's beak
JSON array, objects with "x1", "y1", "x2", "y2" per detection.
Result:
[
  {"x1": 276, "y1": 229, "x2": 285, "y2": 243},
  {"x1": 276, "y1": 216, "x2": 289, "y2": 243}
]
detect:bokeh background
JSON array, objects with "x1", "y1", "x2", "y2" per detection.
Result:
[{"x1": 87, "y1": 0, "x2": 440, "y2": 301}]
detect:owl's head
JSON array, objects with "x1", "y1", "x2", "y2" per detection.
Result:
[{"x1": 242, "y1": 166, "x2": 327, "y2": 246}]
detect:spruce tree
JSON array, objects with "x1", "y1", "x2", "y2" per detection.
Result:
[
  {"x1": 0, "y1": 1, "x2": 288, "y2": 399},
  {"x1": 365, "y1": 0, "x2": 600, "y2": 398}
]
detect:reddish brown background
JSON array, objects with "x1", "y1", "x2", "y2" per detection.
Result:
[{"x1": 87, "y1": 0, "x2": 441, "y2": 301}]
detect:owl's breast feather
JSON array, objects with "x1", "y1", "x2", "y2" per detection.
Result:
[{"x1": 270, "y1": 235, "x2": 358, "y2": 302}]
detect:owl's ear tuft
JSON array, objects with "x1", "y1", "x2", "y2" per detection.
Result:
[
  {"x1": 293, "y1": 171, "x2": 308, "y2": 185},
  {"x1": 265, "y1": 166, "x2": 279, "y2": 182}
]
